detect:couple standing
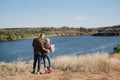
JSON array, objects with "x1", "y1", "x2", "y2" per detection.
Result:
[{"x1": 32, "y1": 33, "x2": 52, "y2": 74}]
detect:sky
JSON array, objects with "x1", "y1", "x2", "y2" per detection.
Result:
[{"x1": 0, "y1": 0, "x2": 120, "y2": 28}]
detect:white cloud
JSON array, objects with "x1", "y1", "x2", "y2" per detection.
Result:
[{"x1": 74, "y1": 17, "x2": 86, "y2": 21}]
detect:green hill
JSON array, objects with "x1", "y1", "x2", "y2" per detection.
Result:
[
  {"x1": 92, "y1": 25, "x2": 120, "y2": 36},
  {"x1": 0, "y1": 27, "x2": 95, "y2": 41}
]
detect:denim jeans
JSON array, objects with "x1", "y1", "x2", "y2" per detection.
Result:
[
  {"x1": 33, "y1": 54, "x2": 43, "y2": 72},
  {"x1": 43, "y1": 54, "x2": 51, "y2": 69}
]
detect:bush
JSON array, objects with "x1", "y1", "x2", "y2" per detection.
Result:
[
  {"x1": 0, "y1": 34, "x2": 8, "y2": 41},
  {"x1": 114, "y1": 44, "x2": 120, "y2": 53}
]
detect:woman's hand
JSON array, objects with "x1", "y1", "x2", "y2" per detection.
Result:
[{"x1": 47, "y1": 50, "x2": 50, "y2": 53}]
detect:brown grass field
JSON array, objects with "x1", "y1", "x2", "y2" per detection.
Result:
[{"x1": 0, "y1": 53, "x2": 120, "y2": 80}]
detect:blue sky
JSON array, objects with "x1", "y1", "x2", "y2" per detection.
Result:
[{"x1": 0, "y1": 0, "x2": 120, "y2": 28}]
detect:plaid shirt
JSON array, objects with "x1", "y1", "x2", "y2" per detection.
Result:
[
  {"x1": 44, "y1": 43, "x2": 51, "y2": 51},
  {"x1": 32, "y1": 38, "x2": 44, "y2": 54},
  {"x1": 44, "y1": 43, "x2": 52, "y2": 55}
]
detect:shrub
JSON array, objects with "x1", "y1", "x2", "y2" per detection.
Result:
[{"x1": 114, "y1": 44, "x2": 120, "y2": 53}]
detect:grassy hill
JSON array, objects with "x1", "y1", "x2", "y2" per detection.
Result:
[
  {"x1": 92, "y1": 25, "x2": 120, "y2": 36},
  {"x1": 0, "y1": 25, "x2": 119, "y2": 41},
  {"x1": 0, "y1": 27, "x2": 95, "y2": 41}
]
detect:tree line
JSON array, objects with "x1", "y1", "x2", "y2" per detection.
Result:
[
  {"x1": 0, "y1": 27, "x2": 95, "y2": 41},
  {"x1": 92, "y1": 25, "x2": 120, "y2": 36}
]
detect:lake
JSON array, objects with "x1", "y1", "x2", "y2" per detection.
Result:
[{"x1": 0, "y1": 35, "x2": 120, "y2": 62}]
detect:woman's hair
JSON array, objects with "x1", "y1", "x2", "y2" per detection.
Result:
[{"x1": 45, "y1": 38, "x2": 50, "y2": 44}]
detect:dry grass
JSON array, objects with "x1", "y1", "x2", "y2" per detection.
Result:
[
  {"x1": 1, "y1": 53, "x2": 120, "y2": 80},
  {"x1": 52, "y1": 53, "x2": 120, "y2": 73}
]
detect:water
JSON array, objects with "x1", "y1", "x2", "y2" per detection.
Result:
[{"x1": 0, "y1": 35, "x2": 120, "y2": 62}]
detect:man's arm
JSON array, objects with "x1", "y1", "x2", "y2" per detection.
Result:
[
  {"x1": 42, "y1": 45, "x2": 50, "y2": 52},
  {"x1": 41, "y1": 41, "x2": 50, "y2": 52},
  {"x1": 32, "y1": 39, "x2": 35, "y2": 46}
]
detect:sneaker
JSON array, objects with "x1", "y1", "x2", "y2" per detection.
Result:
[
  {"x1": 49, "y1": 69, "x2": 52, "y2": 73},
  {"x1": 32, "y1": 70, "x2": 35, "y2": 74},
  {"x1": 45, "y1": 69, "x2": 49, "y2": 74},
  {"x1": 36, "y1": 72, "x2": 42, "y2": 75}
]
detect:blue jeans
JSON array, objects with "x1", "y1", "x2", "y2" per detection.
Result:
[
  {"x1": 33, "y1": 54, "x2": 43, "y2": 72},
  {"x1": 43, "y1": 54, "x2": 51, "y2": 69}
]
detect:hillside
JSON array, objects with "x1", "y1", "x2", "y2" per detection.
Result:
[
  {"x1": 92, "y1": 25, "x2": 120, "y2": 36},
  {"x1": 0, "y1": 27, "x2": 95, "y2": 41}
]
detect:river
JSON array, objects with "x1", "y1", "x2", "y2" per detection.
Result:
[{"x1": 0, "y1": 35, "x2": 120, "y2": 62}]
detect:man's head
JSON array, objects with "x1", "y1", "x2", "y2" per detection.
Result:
[{"x1": 39, "y1": 33, "x2": 45, "y2": 40}]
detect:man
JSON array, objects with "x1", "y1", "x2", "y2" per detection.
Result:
[{"x1": 32, "y1": 33, "x2": 49, "y2": 74}]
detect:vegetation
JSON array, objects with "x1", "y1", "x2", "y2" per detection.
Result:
[
  {"x1": 52, "y1": 53, "x2": 120, "y2": 72},
  {"x1": 0, "y1": 27, "x2": 95, "y2": 41},
  {"x1": 95, "y1": 25, "x2": 120, "y2": 33},
  {"x1": 1, "y1": 53, "x2": 120, "y2": 80},
  {"x1": 92, "y1": 25, "x2": 120, "y2": 36},
  {"x1": 114, "y1": 44, "x2": 120, "y2": 53}
]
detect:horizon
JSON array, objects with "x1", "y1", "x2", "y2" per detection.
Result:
[
  {"x1": 0, "y1": 24, "x2": 119, "y2": 29},
  {"x1": 0, "y1": 0, "x2": 120, "y2": 28}
]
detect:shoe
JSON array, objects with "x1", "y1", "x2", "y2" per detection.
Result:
[
  {"x1": 37, "y1": 72, "x2": 39, "y2": 75},
  {"x1": 45, "y1": 69, "x2": 49, "y2": 74},
  {"x1": 32, "y1": 70, "x2": 35, "y2": 74},
  {"x1": 49, "y1": 69, "x2": 52, "y2": 73},
  {"x1": 36, "y1": 72, "x2": 41, "y2": 75}
]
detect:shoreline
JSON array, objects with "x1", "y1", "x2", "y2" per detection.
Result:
[
  {"x1": 0, "y1": 34, "x2": 58, "y2": 42},
  {"x1": 0, "y1": 34, "x2": 82, "y2": 42},
  {"x1": 92, "y1": 32, "x2": 120, "y2": 36}
]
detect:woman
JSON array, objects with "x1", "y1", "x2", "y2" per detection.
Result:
[{"x1": 43, "y1": 38, "x2": 52, "y2": 73}]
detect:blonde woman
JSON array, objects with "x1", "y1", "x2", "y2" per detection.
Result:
[{"x1": 43, "y1": 38, "x2": 52, "y2": 73}]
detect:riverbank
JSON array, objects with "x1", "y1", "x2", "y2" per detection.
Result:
[
  {"x1": 92, "y1": 25, "x2": 120, "y2": 36},
  {"x1": 1, "y1": 53, "x2": 120, "y2": 80},
  {"x1": 0, "y1": 27, "x2": 96, "y2": 42},
  {"x1": 92, "y1": 32, "x2": 120, "y2": 36}
]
